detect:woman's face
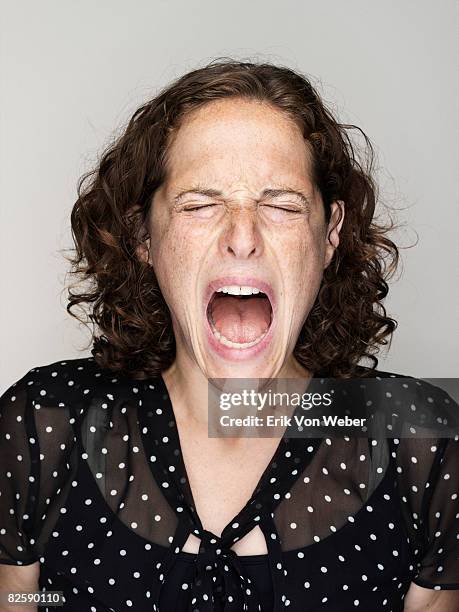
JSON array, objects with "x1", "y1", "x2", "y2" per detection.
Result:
[{"x1": 145, "y1": 98, "x2": 343, "y2": 379}]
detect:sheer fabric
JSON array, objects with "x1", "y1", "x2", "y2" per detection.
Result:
[{"x1": 0, "y1": 357, "x2": 458, "y2": 611}]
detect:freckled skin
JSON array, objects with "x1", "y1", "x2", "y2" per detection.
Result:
[
  {"x1": 137, "y1": 98, "x2": 345, "y2": 551},
  {"x1": 143, "y1": 98, "x2": 344, "y2": 384}
]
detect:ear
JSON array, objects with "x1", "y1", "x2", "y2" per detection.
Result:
[
  {"x1": 136, "y1": 235, "x2": 151, "y2": 265},
  {"x1": 124, "y1": 203, "x2": 151, "y2": 265},
  {"x1": 323, "y1": 200, "x2": 345, "y2": 269},
  {"x1": 135, "y1": 217, "x2": 151, "y2": 265}
]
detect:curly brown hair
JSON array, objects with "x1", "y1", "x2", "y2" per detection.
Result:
[{"x1": 67, "y1": 58, "x2": 399, "y2": 379}]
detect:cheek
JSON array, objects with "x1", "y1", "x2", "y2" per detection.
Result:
[
  {"x1": 149, "y1": 220, "x2": 203, "y2": 306},
  {"x1": 274, "y1": 226, "x2": 327, "y2": 323},
  {"x1": 276, "y1": 223, "x2": 327, "y2": 280},
  {"x1": 148, "y1": 220, "x2": 180, "y2": 299}
]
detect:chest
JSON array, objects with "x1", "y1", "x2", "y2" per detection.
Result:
[
  {"x1": 176, "y1": 430, "x2": 280, "y2": 554},
  {"x1": 44, "y1": 443, "x2": 416, "y2": 612}
]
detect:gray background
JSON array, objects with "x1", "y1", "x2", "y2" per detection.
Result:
[{"x1": 1, "y1": 0, "x2": 458, "y2": 391}]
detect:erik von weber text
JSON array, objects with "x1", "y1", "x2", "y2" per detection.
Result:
[{"x1": 220, "y1": 415, "x2": 367, "y2": 427}]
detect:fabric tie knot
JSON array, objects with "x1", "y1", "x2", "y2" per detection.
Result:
[{"x1": 186, "y1": 528, "x2": 261, "y2": 611}]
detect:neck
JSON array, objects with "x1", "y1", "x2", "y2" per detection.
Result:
[
  {"x1": 161, "y1": 349, "x2": 312, "y2": 428},
  {"x1": 161, "y1": 358, "x2": 209, "y2": 427}
]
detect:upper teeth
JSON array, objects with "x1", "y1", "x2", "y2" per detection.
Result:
[{"x1": 217, "y1": 285, "x2": 261, "y2": 296}]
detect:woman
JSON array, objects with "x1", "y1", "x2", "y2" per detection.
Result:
[{"x1": 0, "y1": 59, "x2": 457, "y2": 611}]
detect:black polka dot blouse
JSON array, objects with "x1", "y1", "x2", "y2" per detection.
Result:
[{"x1": 0, "y1": 357, "x2": 458, "y2": 611}]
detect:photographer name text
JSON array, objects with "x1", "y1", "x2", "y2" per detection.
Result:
[{"x1": 219, "y1": 415, "x2": 367, "y2": 428}]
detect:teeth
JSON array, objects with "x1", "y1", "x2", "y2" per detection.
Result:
[
  {"x1": 209, "y1": 317, "x2": 268, "y2": 348},
  {"x1": 217, "y1": 285, "x2": 261, "y2": 296}
]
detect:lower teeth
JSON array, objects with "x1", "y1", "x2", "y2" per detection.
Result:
[{"x1": 209, "y1": 318, "x2": 268, "y2": 348}]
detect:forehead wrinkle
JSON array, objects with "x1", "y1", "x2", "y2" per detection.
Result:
[{"x1": 167, "y1": 150, "x2": 315, "y2": 198}]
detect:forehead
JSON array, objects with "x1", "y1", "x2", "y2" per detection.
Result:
[{"x1": 163, "y1": 98, "x2": 313, "y2": 192}]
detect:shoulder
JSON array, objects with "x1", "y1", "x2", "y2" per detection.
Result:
[
  {"x1": 354, "y1": 371, "x2": 459, "y2": 501},
  {"x1": 2, "y1": 357, "x2": 103, "y2": 399},
  {"x1": 1, "y1": 356, "x2": 144, "y2": 411},
  {"x1": 350, "y1": 367, "x2": 459, "y2": 437},
  {"x1": 357, "y1": 366, "x2": 457, "y2": 409}
]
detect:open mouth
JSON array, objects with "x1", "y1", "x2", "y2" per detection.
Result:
[{"x1": 206, "y1": 284, "x2": 274, "y2": 349}]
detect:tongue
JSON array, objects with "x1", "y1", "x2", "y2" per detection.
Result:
[{"x1": 210, "y1": 295, "x2": 271, "y2": 343}]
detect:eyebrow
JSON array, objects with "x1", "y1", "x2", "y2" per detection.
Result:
[{"x1": 173, "y1": 187, "x2": 312, "y2": 207}]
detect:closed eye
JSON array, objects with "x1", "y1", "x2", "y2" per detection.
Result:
[
  {"x1": 264, "y1": 204, "x2": 302, "y2": 213},
  {"x1": 260, "y1": 202, "x2": 307, "y2": 223},
  {"x1": 180, "y1": 203, "x2": 222, "y2": 219},
  {"x1": 183, "y1": 204, "x2": 218, "y2": 211}
]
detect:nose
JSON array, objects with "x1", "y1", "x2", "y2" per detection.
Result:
[{"x1": 219, "y1": 207, "x2": 263, "y2": 259}]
